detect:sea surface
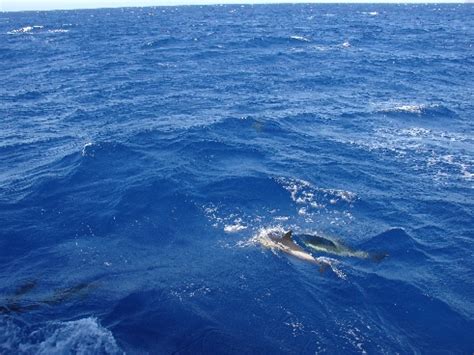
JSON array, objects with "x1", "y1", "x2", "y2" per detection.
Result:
[{"x1": 1, "y1": 4, "x2": 473, "y2": 354}]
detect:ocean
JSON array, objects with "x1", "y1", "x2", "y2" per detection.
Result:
[{"x1": 0, "y1": 4, "x2": 473, "y2": 354}]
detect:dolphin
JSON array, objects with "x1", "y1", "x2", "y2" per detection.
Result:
[
  {"x1": 299, "y1": 232, "x2": 387, "y2": 262},
  {"x1": 259, "y1": 230, "x2": 327, "y2": 268},
  {"x1": 0, "y1": 280, "x2": 99, "y2": 314}
]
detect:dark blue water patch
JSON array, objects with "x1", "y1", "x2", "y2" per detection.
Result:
[
  {"x1": 378, "y1": 104, "x2": 459, "y2": 120},
  {"x1": 103, "y1": 289, "x2": 270, "y2": 354},
  {"x1": 356, "y1": 273, "x2": 474, "y2": 353},
  {"x1": 141, "y1": 36, "x2": 187, "y2": 49},
  {"x1": 359, "y1": 228, "x2": 428, "y2": 262},
  {"x1": 200, "y1": 176, "x2": 289, "y2": 205}
]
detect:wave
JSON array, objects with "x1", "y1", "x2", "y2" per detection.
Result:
[
  {"x1": 356, "y1": 272, "x2": 474, "y2": 352},
  {"x1": 276, "y1": 176, "x2": 357, "y2": 208},
  {"x1": 142, "y1": 36, "x2": 182, "y2": 48},
  {"x1": 103, "y1": 289, "x2": 270, "y2": 354},
  {"x1": 0, "y1": 317, "x2": 121, "y2": 354},
  {"x1": 204, "y1": 115, "x2": 289, "y2": 136},
  {"x1": 201, "y1": 176, "x2": 359, "y2": 242},
  {"x1": 359, "y1": 227, "x2": 423, "y2": 253},
  {"x1": 361, "y1": 11, "x2": 379, "y2": 16},
  {"x1": 7, "y1": 25, "x2": 43, "y2": 34},
  {"x1": 47, "y1": 29, "x2": 70, "y2": 34},
  {"x1": 339, "y1": 122, "x2": 473, "y2": 184},
  {"x1": 237, "y1": 35, "x2": 313, "y2": 48},
  {"x1": 289, "y1": 35, "x2": 311, "y2": 42},
  {"x1": 7, "y1": 25, "x2": 70, "y2": 35},
  {"x1": 376, "y1": 103, "x2": 458, "y2": 119}
]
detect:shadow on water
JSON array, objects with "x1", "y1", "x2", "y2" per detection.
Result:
[{"x1": 0, "y1": 280, "x2": 99, "y2": 315}]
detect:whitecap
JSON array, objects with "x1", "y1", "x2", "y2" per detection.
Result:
[
  {"x1": 311, "y1": 45, "x2": 331, "y2": 52},
  {"x1": 374, "y1": 102, "x2": 431, "y2": 115},
  {"x1": 394, "y1": 104, "x2": 426, "y2": 114},
  {"x1": 8, "y1": 26, "x2": 33, "y2": 34},
  {"x1": 7, "y1": 25, "x2": 44, "y2": 34},
  {"x1": 48, "y1": 29, "x2": 70, "y2": 34},
  {"x1": 400, "y1": 127, "x2": 432, "y2": 137},
  {"x1": 1, "y1": 317, "x2": 121, "y2": 354},
  {"x1": 461, "y1": 165, "x2": 474, "y2": 181},
  {"x1": 81, "y1": 142, "x2": 94, "y2": 157},
  {"x1": 290, "y1": 35, "x2": 310, "y2": 42},
  {"x1": 34, "y1": 318, "x2": 120, "y2": 355},
  {"x1": 277, "y1": 177, "x2": 357, "y2": 208}
]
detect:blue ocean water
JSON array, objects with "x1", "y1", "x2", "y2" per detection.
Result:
[{"x1": 1, "y1": 3, "x2": 473, "y2": 353}]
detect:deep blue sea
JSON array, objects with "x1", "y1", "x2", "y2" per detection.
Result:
[{"x1": 1, "y1": 3, "x2": 473, "y2": 354}]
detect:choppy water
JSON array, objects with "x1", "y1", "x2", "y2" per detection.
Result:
[{"x1": 1, "y1": 4, "x2": 473, "y2": 354}]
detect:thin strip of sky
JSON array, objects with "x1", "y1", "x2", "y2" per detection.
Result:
[{"x1": 1, "y1": 0, "x2": 467, "y2": 12}]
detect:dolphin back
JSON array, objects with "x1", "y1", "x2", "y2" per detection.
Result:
[{"x1": 299, "y1": 234, "x2": 338, "y2": 249}]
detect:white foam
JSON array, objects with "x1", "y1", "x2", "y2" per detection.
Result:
[
  {"x1": 81, "y1": 142, "x2": 94, "y2": 157},
  {"x1": 311, "y1": 45, "x2": 331, "y2": 52},
  {"x1": 290, "y1": 35, "x2": 310, "y2": 42},
  {"x1": 170, "y1": 284, "x2": 211, "y2": 301},
  {"x1": 7, "y1": 25, "x2": 43, "y2": 34},
  {"x1": 224, "y1": 221, "x2": 247, "y2": 233},
  {"x1": 34, "y1": 318, "x2": 120, "y2": 354},
  {"x1": 400, "y1": 127, "x2": 431, "y2": 137},
  {"x1": 8, "y1": 26, "x2": 33, "y2": 34},
  {"x1": 236, "y1": 225, "x2": 285, "y2": 249},
  {"x1": 394, "y1": 104, "x2": 425, "y2": 114},
  {"x1": 277, "y1": 177, "x2": 357, "y2": 208},
  {"x1": 461, "y1": 165, "x2": 474, "y2": 181},
  {"x1": 343, "y1": 123, "x2": 473, "y2": 184},
  {"x1": 342, "y1": 41, "x2": 351, "y2": 48},
  {"x1": 1, "y1": 317, "x2": 121, "y2": 354},
  {"x1": 48, "y1": 29, "x2": 70, "y2": 33},
  {"x1": 316, "y1": 256, "x2": 347, "y2": 280},
  {"x1": 285, "y1": 320, "x2": 305, "y2": 337},
  {"x1": 428, "y1": 154, "x2": 474, "y2": 182}
]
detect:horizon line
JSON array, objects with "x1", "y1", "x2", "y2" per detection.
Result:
[{"x1": 1, "y1": 1, "x2": 470, "y2": 13}]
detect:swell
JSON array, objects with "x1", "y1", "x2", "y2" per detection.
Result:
[{"x1": 0, "y1": 317, "x2": 121, "y2": 354}]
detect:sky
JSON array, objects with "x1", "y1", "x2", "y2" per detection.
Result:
[{"x1": 0, "y1": 0, "x2": 466, "y2": 12}]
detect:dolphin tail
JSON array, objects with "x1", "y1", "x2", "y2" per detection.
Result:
[{"x1": 1, "y1": 280, "x2": 39, "y2": 314}]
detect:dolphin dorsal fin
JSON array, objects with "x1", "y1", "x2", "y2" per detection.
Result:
[{"x1": 282, "y1": 230, "x2": 293, "y2": 241}]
